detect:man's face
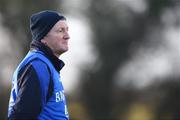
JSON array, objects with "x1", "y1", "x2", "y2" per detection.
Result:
[{"x1": 42, "y1": 20, "x2": 70, "y2": 57}]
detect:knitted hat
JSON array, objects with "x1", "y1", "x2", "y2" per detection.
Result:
[{"x1": 30, "y1": 10, "x2": 66, "y2": 41}]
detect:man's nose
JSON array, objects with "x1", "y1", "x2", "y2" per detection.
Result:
[{"x1": 64, "y1": 31, "x2": 70, "y2": 39}]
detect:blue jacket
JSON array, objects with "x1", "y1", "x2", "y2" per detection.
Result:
[{"x1": 8, "y1": 41, "x2": 69, "y2": 120}]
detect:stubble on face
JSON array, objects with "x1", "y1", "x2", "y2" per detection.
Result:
[{"x1": 42, "y1": 20, "x2": 70, "y2": 57}]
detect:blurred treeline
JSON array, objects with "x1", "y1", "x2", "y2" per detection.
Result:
[{"x1": 0, "y1": 0, "x2": 180, "y2": 120}]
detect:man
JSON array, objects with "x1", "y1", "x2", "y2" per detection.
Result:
[{"x1": 8, "y1": 10, "x2": 70, "y2": 120}]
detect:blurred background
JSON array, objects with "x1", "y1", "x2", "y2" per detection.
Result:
[{"x1": 0, "y1": 0, "x2": 180, "y2": 119}]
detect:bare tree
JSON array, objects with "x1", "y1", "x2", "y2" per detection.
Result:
[{"x1": 80, "y1": 0, "x2": 177, "y2": 119}]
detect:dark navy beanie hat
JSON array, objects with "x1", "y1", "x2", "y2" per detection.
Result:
[{"x1": 30, "y1": 10, "x2": 66, "y2": 41}]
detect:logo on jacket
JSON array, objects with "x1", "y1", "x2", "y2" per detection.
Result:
[{"x1": 56, "y1": 90, "x2": 65, "y2": 102}]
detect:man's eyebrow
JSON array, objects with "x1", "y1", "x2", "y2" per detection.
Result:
[{"x1": 57, "y1": 26, "x2": 69, "y2": 29}]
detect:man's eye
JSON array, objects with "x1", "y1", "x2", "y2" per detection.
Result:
[{"x1": 58, "y1": 29, "x2": 63, "y2": 32}]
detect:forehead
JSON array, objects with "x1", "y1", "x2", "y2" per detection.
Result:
[{"x1": 52, "y1": 20, "x2": 68, "y2": 29}]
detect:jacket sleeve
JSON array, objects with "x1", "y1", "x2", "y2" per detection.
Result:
[{"x1": 8, "y1": 59, "x2": 51, "y2": 120}]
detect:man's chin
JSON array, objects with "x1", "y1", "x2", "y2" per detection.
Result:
[
  {"x1": 64, "y1": 47, "x2": 69, "y2": 52},
  {"x1": 61, "y1": 48, "x2": 69, "y2": 53}
]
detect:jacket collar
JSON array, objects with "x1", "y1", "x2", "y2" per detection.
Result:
[{"x1": 30, "y1": 40, "x2": 64, "y2": 72}]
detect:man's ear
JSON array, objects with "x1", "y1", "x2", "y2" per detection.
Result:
[{"x1": 41, "y1": 38, "x2": 47, "y2": 45}]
